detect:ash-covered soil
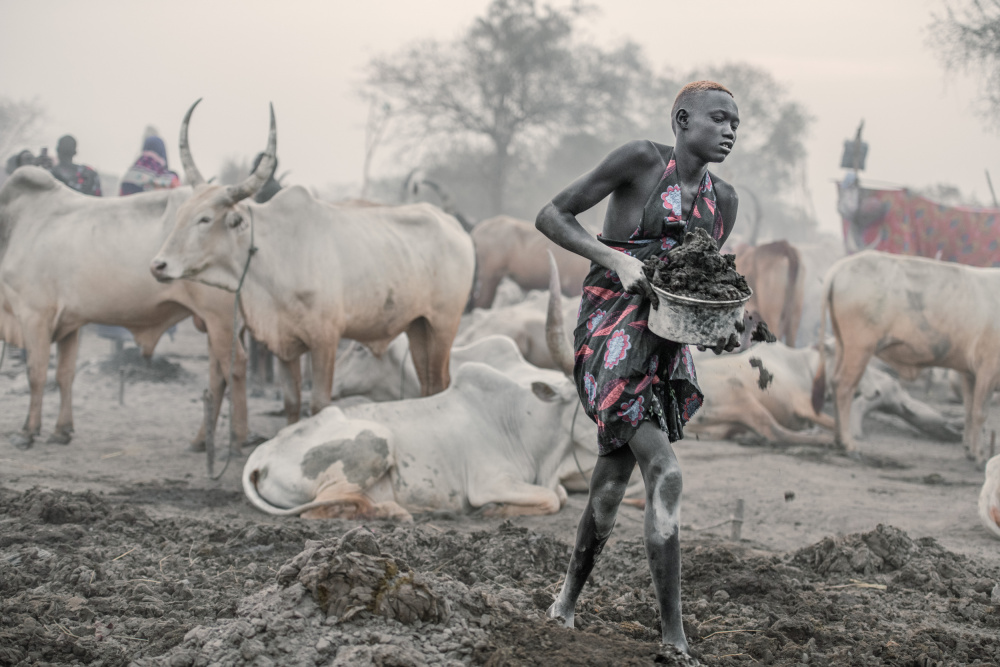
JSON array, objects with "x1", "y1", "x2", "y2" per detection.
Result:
[
  {"x1": 644, "y1": 228, "x2": 751, "y2": 301},
  {"x1": 2, "y1": 486, "x2": 998, "y2": 667},
  {"x1": 97, "y1": 348, "x2": 193, "y2": 385}
]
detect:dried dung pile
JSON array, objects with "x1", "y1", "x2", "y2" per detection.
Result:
[{"x1": 643, "y1": 228, "x2": 751, "y2": 301}]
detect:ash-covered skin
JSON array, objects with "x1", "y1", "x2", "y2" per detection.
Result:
[{"x1": 643, "y1": 228, "x2": 751, "y2": 301}]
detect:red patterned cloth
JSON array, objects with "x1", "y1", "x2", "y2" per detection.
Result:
[
  {"x1": 841, "y1": 185, "x2": 1000, "y2": 267},
  {"x1": 574, "y1": 149, "x2": 724, "y2": 455}
]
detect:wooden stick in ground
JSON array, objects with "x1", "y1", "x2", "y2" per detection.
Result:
[
  {"x1": 118, "y1": 368, "x2": 125, "y2": 406},
  {"x1": 731, "y1": 498, "x2": 744, "y2": 541},
  {"x1": 202, "y1": 389, "x2": 215, "y2": 477}
]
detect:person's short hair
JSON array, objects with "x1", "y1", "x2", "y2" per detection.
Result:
[
  {"x1": 671, "y1": 81, "x2": 734, "y2": 119},
  {"x1": 56, "y1": 135, "x2": 77, "y2": 159}
]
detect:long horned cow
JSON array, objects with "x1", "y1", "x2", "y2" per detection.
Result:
[{"x1": 151, "y1": 101, "x2": 475, "y2": 422}]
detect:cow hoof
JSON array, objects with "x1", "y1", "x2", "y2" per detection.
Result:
[
  {"x1": 243, "y1": 433, "x2": 267, "y2": 449},
  {"x1": 189, "y1": 439, "x2": 207, "y2": 453},
  {"x1": 845, "y1": 450, "x2": 864, "y2": 462},
  {"x1": 47, "y1": 431, "x2": 73, "y2": 445},
  {"x1": 11, "y1": 432, "x2": 34, "y2": 450}
]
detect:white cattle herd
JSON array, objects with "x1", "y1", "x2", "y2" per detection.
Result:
[{"x1": 0, "y1": 102, "x2": 997, "y2": 539}]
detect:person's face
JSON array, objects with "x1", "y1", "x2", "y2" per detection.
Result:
[{"x1": 677, "y1": 90, "x2": 740, "y2": 163}]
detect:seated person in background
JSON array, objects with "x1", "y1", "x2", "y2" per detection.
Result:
[
  {"x1": 49, "y1": 135, "x2": 102, "y2": 196},
  {"x1": 119, "y1": 135, "x2": 181, "y2": 195}
]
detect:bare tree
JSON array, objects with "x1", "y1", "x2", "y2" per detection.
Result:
[
  {"x1": 367, "y1": 0, "x2": 637, "y2": 214},
  {"x1": 0, "y1": 96, "x2": 46, "y2": 163},
  {"x1": 930, "y1": 0, "x2": 1000, "y2": 126}
]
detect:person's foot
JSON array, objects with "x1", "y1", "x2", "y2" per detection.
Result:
[{"x1": 546, "y1": 600, "x2": 574, "y2": 628}]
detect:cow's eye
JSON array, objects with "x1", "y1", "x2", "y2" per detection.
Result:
[{"x1": 197, "y1": 216, "x2": 211, "y2": 225}]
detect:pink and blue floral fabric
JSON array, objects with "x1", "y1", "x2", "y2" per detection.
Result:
[{"x1": 574, "y1": 147, "x2": 724, "y2": 455}]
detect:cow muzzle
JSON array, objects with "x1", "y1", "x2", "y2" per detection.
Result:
[{"x1": 150, "y1": 258, "x2": 176, "y2": 283}]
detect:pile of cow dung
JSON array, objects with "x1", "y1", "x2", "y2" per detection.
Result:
[
  {"x1": 2, "y1": 484, "x2": 998, "y2": 666},
  {"x1": 643, "y1": 228, "x2": 751, "y2": 302}
]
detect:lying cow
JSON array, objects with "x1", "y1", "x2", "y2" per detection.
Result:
[
  {"x1": 470, "y1": 215, "x2": 591, "y2": 309},
  {"x1": 980, "y1": 455, "x2": 1000, "y2": 539},
  {"x1": 0, "y1": 167, "x2": 251, "y2": 450},
  {"x1": 812, "y1": 251, "x2": 1000, "y2": 463},
  {"x1": 689, "y1": 342, "x2": 962, "y2": 445},
  {"x1": 150, "y1": 101, "x2": 475, "y2": 422},
  {"x1": 734, "y1": 240, "x2": 805, "y2": 346},
  {"x1": 243, "y1": 336, "x2": 599, "y2": 519}
]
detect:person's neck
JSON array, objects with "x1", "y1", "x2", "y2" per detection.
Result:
[
  {"x1": 58, "y1": 158, "x2": 73, "y2": 169},
  {"x1": 672, "y1": 143, "x2": 708, "y2": 188}
]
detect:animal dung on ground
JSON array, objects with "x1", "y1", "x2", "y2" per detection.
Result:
[
  {"x1": 276, "y1": 527, "x2": 447, "y2": 625},
  {"x1": 749, "y1": 356, "x2": 774, "y2": 390},
  {"x1": 643, "y1": 228, "x2": 751, "y2": 301}
]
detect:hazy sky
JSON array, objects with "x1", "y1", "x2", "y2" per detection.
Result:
[{"x1": 2, "y1": 0, "x2": 998, "y2": 233}]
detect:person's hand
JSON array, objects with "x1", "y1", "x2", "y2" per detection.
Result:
[
  {"x1": 616, "y1": 255, "x2": 659, "y2": 308},
  {"x1": 696, "y1": 333, "x2": 740, "y2": 355}
]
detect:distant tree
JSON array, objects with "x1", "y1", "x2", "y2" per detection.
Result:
[
  {"x1": 367, "y1": 0, "x2": 643, "y2": 214},
  {"x1": 930, "y1": 0, "x2": 1000, "y2": 126},
  {"x1": 0, "y1": 96, "x2": 46, "y2": 164},
  {"x1": 218, "y1": 156, "x2": 250, "y2": 186}
]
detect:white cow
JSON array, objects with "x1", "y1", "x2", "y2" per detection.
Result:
[
  {"x1": 689, "y1": 342, "x2": 962, "y2": 445},
  {"x1": 150, "y1": 101, "x2": 475, "y2": 422},
  {"x1": 0, "y1": 167, "x2": 250, "y2": 450},
  {"x1": 243, "y1": 336, "x2": 598, "y2": 519},
  {"x1": 812, "y1": 251, "x2": 1000, "y2": 463}
]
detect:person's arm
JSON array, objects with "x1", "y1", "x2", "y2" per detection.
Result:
[
  {"x1": 714, "y1": 181, "x2": 739, "y2": 248},
  {"x1": 536, "y1": 140, "x2": 659, "y2": 300}
]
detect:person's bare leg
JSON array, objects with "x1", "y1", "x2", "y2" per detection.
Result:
[
  {"x1": 548, "y1": 444, "x2": 636, "y2": 626},
  {"x1": 630, "y1": 421, "x2": 687, "y2": 652}
]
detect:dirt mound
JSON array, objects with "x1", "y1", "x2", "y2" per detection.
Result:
[
  {"x1": 644, "y1": 228, "x2": 751, "y2": 301},
  {"x1": 98, "y1": 347, "x2": 193, "y2": 384},
  {"x1": 2, "y1": 485, "x2": 998, "y2": 666}
]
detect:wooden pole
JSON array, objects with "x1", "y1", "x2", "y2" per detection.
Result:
[
  {"x1": 203, "y1": 389, "x2": 215, "y2": 477},
  {"x1": 986, "y1": 170, "x2": 999, "y2": 209},
  {"x1": 730, "y1": 499, "x2": 745, "y2": 541},
  {"x1": 118, "y1": 369, "x2": 125, "y2": 406}
]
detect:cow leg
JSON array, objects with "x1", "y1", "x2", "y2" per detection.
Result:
[
  {"x1": 473, "y1": 272, "x2": 502, "y2": 309},
  {"x1": 190, "y1": 350, "x2": 227, "y2": 452},
  {"x1": 406, "y1": 317, "x2": 454, "y2": 396},
  {"x1": 49, "y1": 330, "x2": 80, "y2": 444},
  {"x1": 831, "y1": 343, "x2": 874, "y2": 454},
  {"x1": 548, "y1": 444, "x2": 636, "y2": 630},
  {"x1": 308, "y1": 343, "x2": 338, "y2": 416},
  {"x1": 966, "y1": 373, "x2": 996, "y2": 464},
  {"x1": 13, "y1": 320, "x2": 52, "y2": 449},
  {"x1": 477, "y1": 481, "x2": 567, "y2": 517},
  {"x1": 279, "y1": 355, "x2": 303, "y2": 424}
]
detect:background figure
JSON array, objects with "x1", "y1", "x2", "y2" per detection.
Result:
[
  {"x1": 49, "y1": 135, "x2": 101, "y2": 196},
  {"x1": 5, "y1": 149, "x2": 36, "y2": 174},
  {"x1": 119, "y1": 135, "x2": 181, "y2": 195},
  {"x1": 248, "y1": 151, "x2": 282, "y2": 393}
]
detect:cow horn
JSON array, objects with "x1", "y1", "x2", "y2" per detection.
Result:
[
  {"x1": 224, "y1": 103, "x2": 277, "y2": 205},
  {"x1": 179, "y1": 99, "x2": 206, "y2": 187},
  {"x1": 545, "y1": 250, "x2": 576, "y2": 376}
]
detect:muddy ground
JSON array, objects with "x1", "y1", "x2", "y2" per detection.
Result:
[{"x1": 2, "y1": 321, "x2": 999, "y2": 666}]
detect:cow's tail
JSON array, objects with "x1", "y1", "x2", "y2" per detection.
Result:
[
  {"x1": 810, "y1": 269, "x2": 834, "y2": 415},
  {"x1": 775, "y1": 241, "x2": 802, "y2": 342},
  {"x1": 242, "y1": 465, "x2": 356, "y2": 517}
]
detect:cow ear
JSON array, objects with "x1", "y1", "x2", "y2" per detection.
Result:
[
  {"x1": 226, "y1": 210, "x2": 246, "y2": 230},
  {"x1": 531, "y1": 381, "x2": 559, "y2": 402}
]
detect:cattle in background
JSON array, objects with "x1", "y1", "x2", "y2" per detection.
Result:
[
  {"x1": 689, "y1": 342, "x2": 961, "y2": 445},
  {"x1": 150, "y1": 101, "x2": 475, "y2": 422},
  {"x1": 242, "y1": 336, "x2": 602, "y2": 519},
  {"x1": 0, "y1": 167, "x2": 249, "y2": 450},
  {"x1": 980, "y1": 455, "x2": 1000, "y2": 539},
  {"x1": 734, "y1": 240, "x2": 805, "y2": 346},
  {"x1": 812, "y1": 251, "x2": 1000, "y2": 463},
  {"x1": 470, "y1": 215, "x2": 590, "y2": 309}
]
